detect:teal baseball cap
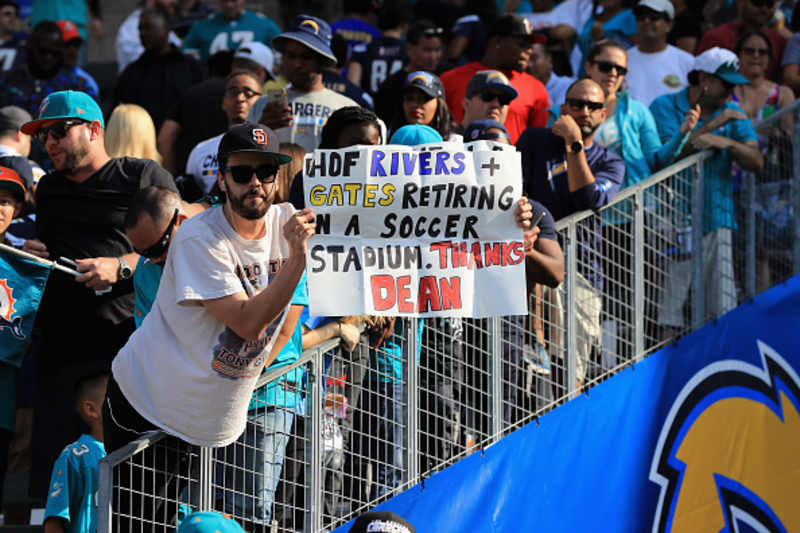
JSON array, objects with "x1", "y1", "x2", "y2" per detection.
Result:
[
  {"x1": 177, "y1": 512, "x2": 245, "y2": 533},
  {"x1": 20, "y1": 90, "x2": 104, "y2": 135}
]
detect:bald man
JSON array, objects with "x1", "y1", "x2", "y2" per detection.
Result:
[{"x1": 516, "y1": 78, "x2": 625, "y2": 392}]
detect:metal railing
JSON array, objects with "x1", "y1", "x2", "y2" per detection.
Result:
[{"x1": 98, "y1": 100, "x2": 800, "y2": 533}]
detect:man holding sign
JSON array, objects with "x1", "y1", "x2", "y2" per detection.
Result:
[{"x1": 105, "y1": 123, "x2": 315, "y2": 528}]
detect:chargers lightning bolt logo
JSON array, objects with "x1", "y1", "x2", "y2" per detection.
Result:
[
  {"x1": 0, "y1": 278, "x2": 24, "y2": 338},
  {"x1": 650, "y1": 341, "x2": 800, "y2": 532}
]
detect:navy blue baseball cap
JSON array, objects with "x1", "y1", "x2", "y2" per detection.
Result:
[
  {"x1": 273, "y1": 15, "x2": 337, "y2": 69},
  {"x1": 402, "y1": 71, "x2": 445, "y2": 99},
  {"x1": 464, "y1": 119, "x2": 510, "y2": 142}
]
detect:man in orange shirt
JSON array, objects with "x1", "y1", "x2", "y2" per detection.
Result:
[{"x1": 440, "y1": 14, "x2": 549, "y2": 144}]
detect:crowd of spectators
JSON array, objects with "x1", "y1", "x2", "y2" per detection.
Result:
[{"x1": 0, "y1": 0, "x2": 797, "y2": 529}]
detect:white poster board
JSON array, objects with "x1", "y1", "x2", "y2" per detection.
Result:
[{"x1": 304, "y1": 142, "x2": 526, "y2": 317}]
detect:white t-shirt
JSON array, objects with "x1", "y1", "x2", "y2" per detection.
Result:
[
  {"x1": 247, "y1": 88, "x2": 358, "y2": 153},
  {"x1": 625, "y1": 45, "x2": 695, "y2": 107},
  {"x1": 185, "y1": 133, "x2": 223, "y2": 193},
  {"x1": 112, "y1": 203, "x2": 296, "y2": 447}
]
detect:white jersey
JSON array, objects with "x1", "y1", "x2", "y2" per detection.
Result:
[
  {"x1": 185, "y1": 133, "x2": 223, "y2": 194},
  {"x1": 247, "y1": 88, "x2": 358, "y2": 153},
  {"x1": 625, "y1": 45, "x2": 695, "y2": 107},
  {"x1": 112, "y1": 203, "x2": 296, "y2": 447}
]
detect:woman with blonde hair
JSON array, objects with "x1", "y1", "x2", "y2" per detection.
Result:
[
  {"x1": 105, "y1": 104, "x2": 162, "y2": 164},
  {"x1": 276, "y1": 143, "x2": 306, "y2": 203}
]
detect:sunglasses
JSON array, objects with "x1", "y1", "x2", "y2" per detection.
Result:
[
  {"x1": 634, "y1": 10, "x2": 668, "y2": 22},
  {"x1": 225, "y1": 87, "x2": 262, "y2": 99},
  {"x1": 478, "y1": 91, "x2": 513, "y2": 106},
  {"x1": 591, "y1": 60, "x2": 628, "y2": 76},
  {"x1": 421, "y1": 27, "x2": 444, "y2": 36},
  {"x1": 565, "y1": 98, "x2": 605, "y2": 112},
  {"x1": 223, "y1": 163, "x2": 279, "y2": 184},
  {"x1": 34, "y1": 120, "x2": 86, "y2": 144},
  {"x1": 741, "y1": 46, "x2": 769, "y2": 57},
  {"x1": 139, "y1": 209, "x2": 179, "y2": 259},
  {"x1": 36, "y1": 46, "x2": 62, "y2": 58}
]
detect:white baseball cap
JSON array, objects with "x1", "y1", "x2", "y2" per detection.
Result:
[
  {"x1": 635, "y1": 0, "x2": 675, "y2": 19},
  {"x1": 693, "y1": 47, "x2": 750, "y2": 85},
  {"x1": 234, "y1": 42, "x2": 275, "y2": 80}
]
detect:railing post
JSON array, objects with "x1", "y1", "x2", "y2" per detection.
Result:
[
  {"x1": 197, "y1": 446, "x2": 213, "y2": 511},
  {"x1": 490, "y1": 316, "x2": 503, "y2": 438},
  {"x1": 565, "y1": 221, "x2": 578, "y2": 398},
  {"x1": 691, "y1": 159, "x2": 705, "y2": 328},
  {"x1": 307, "y1": 352, "x2": 323, "y2": 533},
  {"x1": 633, "y1": 190, "x2": 645, "y2": 360},
  {"x1": 793, "y1": 107, "x2": 800, "y2": 272},
  {"x1": 405, "y1": 318, "x2": 419, "y2": 483},
  {"x1": 744, "y1": 171, "x2": 757, "y2": 299},
  {"x1": 97, "y1": 458, "x2": 112, "y2": 533}
]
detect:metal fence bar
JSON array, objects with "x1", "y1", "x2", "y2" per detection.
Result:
[{"x1": 691, "y1": 160, "x2": 705, "y2": 329}]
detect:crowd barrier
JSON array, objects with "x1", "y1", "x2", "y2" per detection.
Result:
[{"x1": 98, "y1": 100, "x2": 800, "y2": 532}]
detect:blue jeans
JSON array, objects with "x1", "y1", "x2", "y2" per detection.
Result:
[{"x1": 215, "y1": 408, "x2": 294, "y2": 521}]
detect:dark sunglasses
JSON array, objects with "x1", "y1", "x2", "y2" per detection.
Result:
[
  {"x1": 36, "y1": 46, "x2": 62, "y2": 58},
  {"x1": 139, "y1": 209, "x2": 179, "y2": 259},
  {"x1": 634, "y1": 10, "x2": 668, "y2": 22},
  {"x1": 741, "y1": 46, "x2": 769, "y2": 57},
  {"x1": 591, "y1": 60, "x2": 628, "y2": 76},
  {"x1": 750, "y1": 0, "x2": 775, "y2": 7},
  {"x1": 225, "y1": 87, "x2": 262, "y2": 99},
  {"x1": 34, "y1": 120, "x2": 86, "y2": 144},
  {"x1": 421, "y1": 27, "x2": 444, "y2": 36},
  {"x1": 223, "y1": 163, "x2": 279, "y2": 184},
  {"x1": 478, "y1": 91, "x2": 513, "y2": 106},
  {"x1": 565, "y1": 98, "x2": 605, "y2": 112}
]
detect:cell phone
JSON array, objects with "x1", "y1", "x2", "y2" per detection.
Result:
[
  {"x1": 532, "y1": 211, "x2": 546, "y2": 228},
  {"x1": 267, "y1": 88, "x2": 288, "y2": 107}
]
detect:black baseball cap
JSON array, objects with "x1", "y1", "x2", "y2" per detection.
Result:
[
  {"x1": 402, "y1": 71, "x2": 444, "y2": 99},
  {"x1": 487, "y1": 14, "x2": 547, "y2": 44},
  {"x1": 348, "y1": 511, "x2": 416, "y2": 533},
  {"x1": 217, "y1": 122, "x2": 292, "y2": 168}
]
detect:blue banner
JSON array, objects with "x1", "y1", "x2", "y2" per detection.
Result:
[
  {"x1": 334, "y1": 275, "x2": 800, "y2": 532},
  {"x1": 0, "y1": 245, "x2": 50, "y2": 367}
]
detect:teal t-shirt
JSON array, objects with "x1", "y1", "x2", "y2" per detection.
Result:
[
  {"x1": 133, "y1": 257, "x2": 163, "y2": 328},
  {"x1": 182, "y1": 10, "x2": 281, "y2": 63},
  {"x1": 649, "y1": 88, "x2": 758, "y2": 234},
  {"x1": 250, "y1": 271, "x2": 308, "y2": 410},
  {"x1": 44, "y1": 434, "x2": 106, "y2": 533}
]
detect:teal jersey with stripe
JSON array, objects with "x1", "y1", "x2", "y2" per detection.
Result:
[
  {"x1": 44, "y1": 434, "x2": 106, "y2": 533},
  {"x1": 182, "y1": 10, "x2": 281, "y2": 63}
]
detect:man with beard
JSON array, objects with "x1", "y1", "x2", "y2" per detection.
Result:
[
  {"x1": 248, "y1": 15, "x2": 358, "y2": 153},
  {"x1": 440, "y1": 14, "x2": 549, "y2": 143},
  {"x1": 516, "y1": 78, "x2": 624, "y2": 392},
  {"x1": 105, "y1": 122, "x2": 314, "y2": 529},
  {"x1": 0, "y1": 21, "x2": 98, "y2": 169},
  {"x1": 18, "y1": 90, "x2": 177, "y2": 500}
]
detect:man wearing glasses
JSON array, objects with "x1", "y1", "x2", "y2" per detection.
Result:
[
  {"x1": 17, "y1": 90, "x2": 177, "y2": 500},
  {"x1": 106, "y1": 122, "x2": 314, "y2": 528},
  {"x1": 1, "y1": 21, "x2": 98, "y2": 170},
  {"x1": 624, "y1": 0, "x2": 695, "y2": 107},
  {"x1": 440, "y1": 14, "x2": 550, "y2": 144},
  {"x1": 517, "y1": 78, "x2": 624, "y2": 393},
  {"x1": 456, "y1": 70, "x2": 517, "y2": 136},
  {"x1": 696, "y1": 0, "x2": 787, "y2": 82}
]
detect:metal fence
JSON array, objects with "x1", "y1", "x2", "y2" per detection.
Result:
[{"x1": 98, "y1": 101, "x2": 800, "y2": 533}]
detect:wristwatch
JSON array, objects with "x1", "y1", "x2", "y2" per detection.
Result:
[
  {"x1": 117, "y1": 256, "x2": 133, "y2": 281},
  {"x1": 569, "y1": 140, "x2": 584, "y2": 154}
]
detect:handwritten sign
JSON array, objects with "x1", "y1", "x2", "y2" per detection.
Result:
[{"x1": 304, "y1": 142, "x2": 526, "y2": 317}]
